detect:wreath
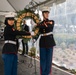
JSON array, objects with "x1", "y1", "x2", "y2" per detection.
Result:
[{"x1": 15, "y1": 8, "x2": 40, "y2": 43}]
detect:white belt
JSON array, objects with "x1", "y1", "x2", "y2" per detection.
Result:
[
  {"x1": 5, "y1": 40, "x2": 16, "y2": 45},
  {"x1": 41, "y1": 32, "x2": 53, "y2": 36}
]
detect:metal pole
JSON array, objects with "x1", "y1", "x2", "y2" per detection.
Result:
[
  {"x1": 33, "y1": 49, "x2": 37, "y2": 75},
  {"x1": 31, "y1": 38, "x2": 37, "y2": 75}
]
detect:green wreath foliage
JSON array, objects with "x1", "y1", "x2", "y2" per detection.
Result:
[
  {"x1": 15, "y1": 8, "x2": 40, "y2": 42},
  {"x1": 17, "y1": 8, "x2": 39, "y2": 23}
]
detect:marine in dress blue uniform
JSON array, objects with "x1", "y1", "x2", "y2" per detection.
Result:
[
  {"x1": 2, "y1": 13, "x2": 31, "y2": 75},
  {"x1": 35, "y1": 7, "x2": 56, "y2": 75}
]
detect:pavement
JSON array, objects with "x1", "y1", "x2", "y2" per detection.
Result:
[{"x1": 0, "y1": 40, "x2": 74, "y2": 75}]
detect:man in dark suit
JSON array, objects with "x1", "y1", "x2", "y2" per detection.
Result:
[{"x1": 21, "y1": 20, "x2": 29, "y2": 55}]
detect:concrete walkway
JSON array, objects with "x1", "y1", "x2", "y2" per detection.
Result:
[
  {"x1": 0, "y1": 40, "x2": 74, "y2": 75},
  {"x1": 18, "y1": 54, "x2": 74, "y2": 75}
]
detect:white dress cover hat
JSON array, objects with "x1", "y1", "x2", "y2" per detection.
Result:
[
  {"x1": 41, "y1": 6, "x2": 50, "y2": 12},
  {"x1": 5, "y1": 12, "x2": 16, "y2": 18}
]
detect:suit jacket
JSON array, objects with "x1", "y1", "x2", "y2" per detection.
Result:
[{"x1": 22, "y1": 24, "x2": 29, "y2": 32}]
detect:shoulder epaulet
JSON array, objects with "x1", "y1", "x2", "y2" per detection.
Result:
[
  {"x1": 50, "y1": 20, "x2": 54, "y2": 22},
  {"x1": 37, "y1": 21, "x2": 44, "y2": 26},
  {"x1": 38, "y1": 21, "x2": 42, "y2": 24},
  {"x1": 50, "y1": 20, "x2": 54, "y2": 24}
]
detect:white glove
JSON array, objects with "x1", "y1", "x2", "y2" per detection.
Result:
[{"x1": 31, "y1": 31, "x2": 35, "y2": 36}]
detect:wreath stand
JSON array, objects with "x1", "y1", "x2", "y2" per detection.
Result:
[{"x1": 15, "y1": 7, "x2": 40, "y2": 75}]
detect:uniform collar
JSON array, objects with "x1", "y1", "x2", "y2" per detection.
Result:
[
  {"x1": 43, "y1": 19, "x2": 49, "y2": 22},
  {"x1": 7, "y1": 25, "x2": 14, "y2": 28}
]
